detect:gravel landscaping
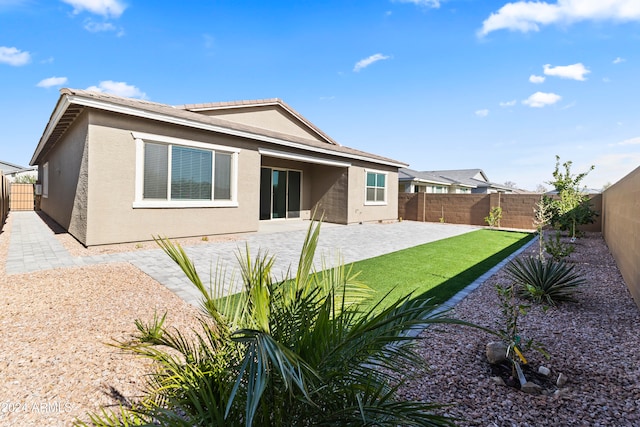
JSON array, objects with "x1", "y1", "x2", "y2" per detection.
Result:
[
  {"x1": 1, "y1": 213, "x2": 638, "y2": 426},
  {"x1": 0, "y1": 215, "x2": 202, "y2": 427},
  {"x1": 402, "y1": 231, "x2": 640, "y2": 426}
]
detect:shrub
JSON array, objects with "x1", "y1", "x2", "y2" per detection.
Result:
[
  {"x1": 545, "y1": 155, "x2": 598, "y2": 238},
  {"x1": 78, "y1": 220, "x2": 461, "y2": 427},
  {"x1": 485, "y1": 206, "x2": 502, "y2": 229},
  {"x1": 494, "y1": 284, "x2": 547, "y2": 377},
  {"x1": 506, "y1": 257, "x2": 585, "y2": 306},
  {"x1": 544, "y1": 231, "x2": 575, "y2": 261},
  {"x1": 532, "y1": 197, "x2": 552, "y2": 260}
]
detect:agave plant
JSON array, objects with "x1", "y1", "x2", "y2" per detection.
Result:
[
  {"x1": 78, "y1": 220, "x2": 463, "y2": 427},
  {"x1": 506, "y1": 256, "x2": 585, "y2": 306}
]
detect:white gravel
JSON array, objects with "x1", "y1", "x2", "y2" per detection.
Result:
[{"x1": 1, "y1": 213, "x2": 638, "y2": 426}]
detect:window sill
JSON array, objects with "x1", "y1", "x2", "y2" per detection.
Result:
[
  {"x1": 364, "y1": 201, "x2": 388, "y2": 206},
  {"x1": 133, "y1": 200, "x2": 238, "y2": 209}
]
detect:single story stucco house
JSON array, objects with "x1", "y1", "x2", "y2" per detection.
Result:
[{"x1": 30, "y1": 89, "x2": 407, "y2": 246}]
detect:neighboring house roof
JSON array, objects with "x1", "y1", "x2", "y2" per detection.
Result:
[
  {"x1": 399, "y1": 168, "x2": 513, "y2": 191},
  {"x1": 175, "y1": 98, "x2": 339, "y2": 146},
  {"x1": 546, "y1": 188, "x2": 601, "y2": 195},
  {"x1": 398, "y1": 168, "x2": 462, "y2": 187},
  {"x1": 0, "y1": 160, "x2": 30, "y2": 174},
  {"x1": 31, "y1": 89, "x2": 407, "y2": 168}
]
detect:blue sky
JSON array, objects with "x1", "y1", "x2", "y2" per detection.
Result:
[{"x1": 1, "y1": 0, "x2": 639, "y2": 191}]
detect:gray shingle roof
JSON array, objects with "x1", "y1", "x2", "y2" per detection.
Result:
[
  {"x1": 400, "y1": 167, "x2": 513, "y2": 191},
  {"x1": 31, "y1": 89, "x2": 407, "y2": 168},
  {"x1": 0, "y1": 160, "x2": 29, "y2": 174}
]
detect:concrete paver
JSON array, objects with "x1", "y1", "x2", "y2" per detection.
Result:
[{"x1": 5, "y1": 211, "x2": 534, "y2": 308}]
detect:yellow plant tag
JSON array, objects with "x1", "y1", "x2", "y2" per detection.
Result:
[{"x1": 514, "y1": 346, "x2": 528, "y2": 364}]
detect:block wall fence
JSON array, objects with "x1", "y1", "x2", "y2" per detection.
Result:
[
  {"x1": 398, "y1": 192, "x2": 602, "y2": 232},
  {"x1": 602, "y1": 166, "x2": 640, "y2": 309}
]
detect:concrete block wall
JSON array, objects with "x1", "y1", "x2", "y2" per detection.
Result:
[
  {"x1": 602, "y1": 166, "x2": 640, "y2": 308},
  {"x1": 426, "y1": 194, "x2": 488, "y2": 225},
  {"x1": 398, "y1": 193, "x2": 603, "y2": 231},
  {"x1": 499, "y1": 194, "x2": 542, "y2": 229}
]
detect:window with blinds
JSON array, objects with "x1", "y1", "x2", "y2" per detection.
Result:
[
  {"x1": 143, "y1": 142, "x2": 168, "y2": 199},
  {"x1": 171, "y1": 146, "x2": 212, "y2": 200},
  {"x1": 141, "y1": 141, "x2": 234, "y2": 203}
]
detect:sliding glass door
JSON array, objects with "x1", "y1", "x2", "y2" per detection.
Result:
[{"x1": 259, "y1": 167, "x2": 301, "y2": 220}]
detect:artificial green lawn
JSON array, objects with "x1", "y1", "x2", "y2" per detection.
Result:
[
  {"x1": 215, "y1": 228, "x2": 533, "y2": 313},
  {"x1": 351, "y1": 229, "x2": 534, "y2": 310}
]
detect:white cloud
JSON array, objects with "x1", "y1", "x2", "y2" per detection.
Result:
[
  {"x1": 353, "y1": 53, "x2": 390, "y2": 72},
  {"x1": 84, "y1": 19, "x2": 119, "y2": 33},
  {"x1": 478, "y1": 0, "x2": 640, "y2": 37},
  {"x1": 36, "y1": 76, "x2": 68, "y2": 88},
  {"x1": 392, "y1": 0, "x2": 441, "y2": 8},
  {"x1": 86, "y1": 80, "x2": 146, "y2": 98},
  {"x1": 608, "y1": 136, "x2": 640, "y2": 147},
  {"x1": 522, "y1": 91, "x2": 561, "y2": 107},
  {"x1": 613, "y1": 56, "x2": 625, "y2": 64},
  {"x1": 499, "y1": 99, "x2": 517, "y2": 107},
  {"x1": 61, "y1": 0, "x2": 126, "y2": 18},
  {"x1": 529, "y1": 74, "x2": 545, "y2": 83},
  {"x1": 0, "y1": 46, "x2": 30, "y2": 66},
  {"x1": 543, "y1": 63, "x2": 590, "y2": 81},
  {"x1": 475, "y1": 109, "x2": 489, "y2": 117}
]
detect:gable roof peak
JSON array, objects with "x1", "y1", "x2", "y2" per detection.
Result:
[{"x1": 175, "y1": 97, "x2": 339, "y2": 146}]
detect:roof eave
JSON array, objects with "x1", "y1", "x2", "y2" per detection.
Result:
[
  {"x1": 31, "y1": 92, "x2": 407, "y2": 169},
  {"x1": 30, "y1": 94, "x2": 72, "y2": 165}
]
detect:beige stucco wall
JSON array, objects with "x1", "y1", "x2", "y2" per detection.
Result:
[
  {"x1": 82, "y1": 110, "x2": 262, "y2": 246},
  {"x1": 38, "y1": 106, "x2": 402, "y2": 246},
  {"x1": 194, "y1": 106, "x2": 323, "y2": 143},
  {"x1": 602, "y1": 166, "x2": 640, "y2": 308},
  {"x1": 347, "y1": 163, "x2": 399, "y2": 224},
  {"x1": 39, "y1": 111, "x2": 89, "y2": 243}
]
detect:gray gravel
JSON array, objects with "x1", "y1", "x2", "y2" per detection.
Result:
[{"x1": 401, "y1": 232, "x2": 640, "y2": 426}]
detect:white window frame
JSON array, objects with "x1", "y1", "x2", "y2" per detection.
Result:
[
  {"x1": 364, "y1": 169, "x2": 388, "y2": 206},
  {"x1": 42, "y1": 162, "x2": 49, "y2": 198},
  {"x1": 132, "y1": 132, "x2": 239, "y2": 208}
]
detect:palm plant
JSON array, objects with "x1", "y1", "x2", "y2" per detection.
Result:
[
  {"x1": 506, "y1": 256, "x2": 585, "y2": 306},
  {"x1": 78, "y1": 220, "x2": 462, "y2": 427}
]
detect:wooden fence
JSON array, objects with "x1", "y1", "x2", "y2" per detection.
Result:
[{"x1": 9, "y1": 183, "x2": 35, "y2": 211}]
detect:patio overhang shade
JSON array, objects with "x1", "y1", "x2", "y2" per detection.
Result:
[{"x1": 258, "y1": 148, "x2": 352, "y2": 168}]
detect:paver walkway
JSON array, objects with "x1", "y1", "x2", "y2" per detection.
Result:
[{"x1": 5, "y1": 211, "x2": 530, "y2": 308}]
